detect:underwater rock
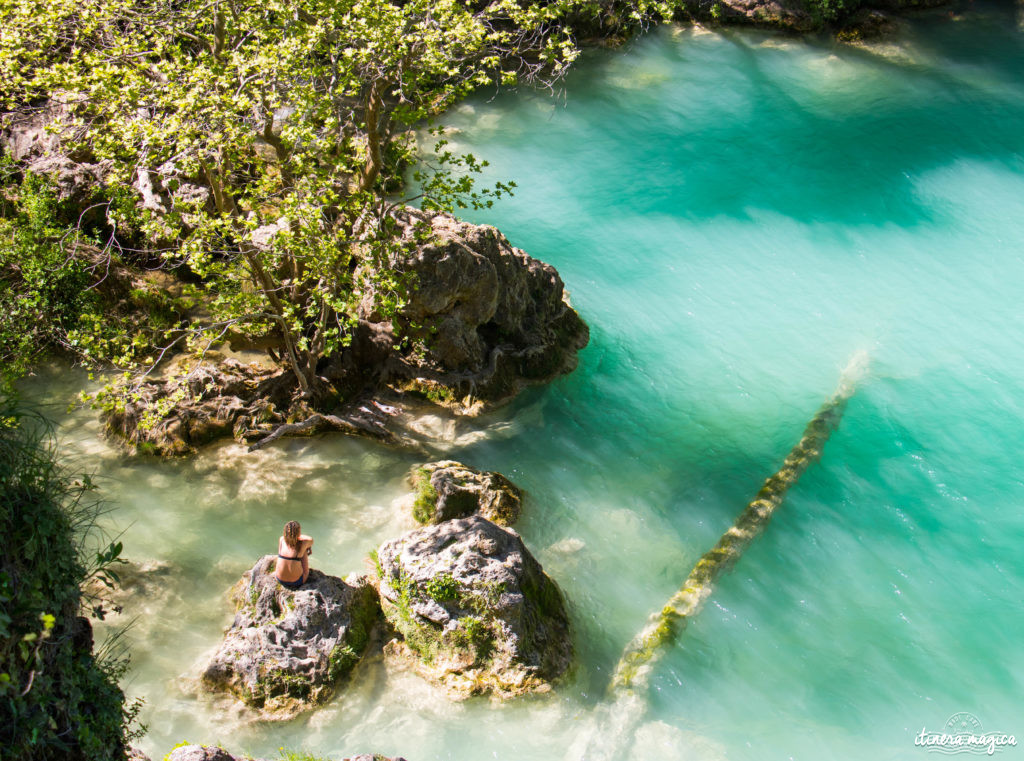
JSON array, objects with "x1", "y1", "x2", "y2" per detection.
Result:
[
  {"x1": 409, "y1": 460, "x2": 523, "y2": 526},
  {"x1": 375, "y1": 515, "x2": 572, "y2": 698},
  {"x1": 200, "y1": 556, "x2": 380, "y2": 719},
  {"x1": 83, "y1": 558, "x2": 175, "y2": 620},
  {"x1": 364, "y1": 207, "x2": 590, "y2": 414}
]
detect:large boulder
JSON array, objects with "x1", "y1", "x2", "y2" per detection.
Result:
[
  {"x1": 375, "y1": 516, "x2": 572, "y2": 698},
  {"x1": 200, "y1": 556, "x2": 380, "y2": 718},
  {"x1": 0, "y1": 103, "x2": 105, "y2": 208},
  {"x1": 410, "y1": 461, "x2": 523, "y2": 526},
  {"x1": 363, "y1": 208, "x2": 590, "y2": 413}
]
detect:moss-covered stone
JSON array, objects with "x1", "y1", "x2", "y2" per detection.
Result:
[
  {"x1": 408, "y1": 461, "x2": 523, "y2": 526},
  {"x1": 201, "y1": 556, "x2": 382, "y2": 719},
  {"x1": 375, "y1": 516, "x2": 572, "y2": 699}
]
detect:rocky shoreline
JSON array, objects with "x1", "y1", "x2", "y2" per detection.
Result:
[{"x1": 99, "y1": 207, "x2": 590, "y2": 456}]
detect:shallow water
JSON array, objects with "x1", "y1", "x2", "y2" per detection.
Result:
[{"x1": 30, "y1": 4, "x2": 1024, "y2": 759}]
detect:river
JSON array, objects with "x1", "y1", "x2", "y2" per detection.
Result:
[{"x1": 31, "y1": 3, "x2": 1024, "y2": 759}]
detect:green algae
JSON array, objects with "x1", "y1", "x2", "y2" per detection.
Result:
[{"x1": 610, "y1": 352, "x2": 869, "y2": 693}]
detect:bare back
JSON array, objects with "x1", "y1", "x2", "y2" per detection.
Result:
[{"x1": 276, "y1": 535, "x2": 312, "y2": 583}]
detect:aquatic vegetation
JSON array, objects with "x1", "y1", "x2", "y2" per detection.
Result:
[{"x1": 611, "y1": 353, "x2": 869, "y2": 693}]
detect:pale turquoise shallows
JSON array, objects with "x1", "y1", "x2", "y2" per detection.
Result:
[{"x1": 37, "y1": 5, "x2": 1024, "y2": 760}]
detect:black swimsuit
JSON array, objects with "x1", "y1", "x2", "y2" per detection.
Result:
[{"x1": 276, "y1": 550, "x2": 306, "y2": 589}]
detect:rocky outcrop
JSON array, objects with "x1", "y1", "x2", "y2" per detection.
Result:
[
  {"x1": 200, "y1": 556, "x2": 380, "y2": 718},
  {"x1": 166, "y1": 748, "x2": 407, "y2": 761},
  {"x1": 101, "y1": 208, "x2": 589, "y2": 455},
  {"x1": 410, "y1": 461, "x2": 523, "y2": 526},
  {"x1": 103, "y1": 359, "x2": 294, "y2": 456},
  {"x1": 0, "y1": 103, "x2": 104, "y2": 208},
  {"x1": 367, "y1": 208, "x2": 590, "y2": 414},
  {"x1": 375, "y1": 516, "x2": 572, "y2": 698},
  {"x1": 103, "y1": 358, "x2": 399, "y2": 456},
  {"x1": 673, "y1": 0, "x2": 949, "y2": 33}
]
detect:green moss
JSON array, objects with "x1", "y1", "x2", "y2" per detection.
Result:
[
  {"x1": 252, "y1": 668, "x2": 313, "y2": 705},
  {"x1": 344, "y1": 584, "x2": 380, "y2": 657},
  {"x1": 424, "y1": 385, "x2": 455, "y2": 405},
  {"x1": 411, "y1": 467, "x2": 439, "y2": 524},
  {"x1": 424, "y1": 573, "x2": 459, "y2": 602},
  {"x1": 327, "y1": 644, "x2": 359, "y2": 682},
  {"x1": 521, "y1": 572, "x2": 565, "y2": 621},
  {"x1": 449, "y1": 615, "x2": 495, "y2": 662}
]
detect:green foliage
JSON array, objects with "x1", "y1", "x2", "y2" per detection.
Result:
[
  {"x1": 411, "y1": 468, "x2": 439, "y2": 524},
  {"x1": 326, "y1": 644, "x2": 359, "y2": 682},
  {"x1": 424, "y1": 573, "x2": 459, "y2": 602},
  {"x1": 368, "y1": 548, "x2": 384, "y2": 578},
  {"x1": 277, "y1": 750, "x2": 330, "y2": 761},
  {"x1": 0, "y1": 159, "x2": 179, "y2": 391},
  {"x1": 0, "y1": 399, "x2": 141, "y2": 759},
  {"x1": 0, "y1": 161, "x2": 91, "y2": 390},
  {"x1": 0, "y1": 0, "x2": 605, "y2": 402},
  {"x1": 803, "y1": 0, "x2": 861, "y2": 22}
]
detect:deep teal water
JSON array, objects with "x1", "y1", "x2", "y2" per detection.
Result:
[{"x1": 34, "y1": 5, "x2": 1024, "y2": 760}]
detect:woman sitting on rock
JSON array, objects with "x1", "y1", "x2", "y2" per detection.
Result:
[{"x1": 276, "y1": 520, "x2": 313, "y2": 590}]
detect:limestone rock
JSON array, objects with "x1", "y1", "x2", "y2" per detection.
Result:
[
  {"x1": 410, "y1": 461, "x2": 523, "y2": 526},
  {"x1": 103, "y1": 358, "x2": 295, "y2": 456},
  {"x1": 0, "y1": 104, "x2": 105, "y2": 208},
  {"x1": 363, "y1": 208, "x2": 589, "y2": 413},
  {"x1": 375, "y1": 516, "x2": 572, "y2": 698},
  {"x1": 127, "y1": 747, "x2": 153, "y2": 761},
  {"x1": 166, "y1": 747, "x2": 255, "y2": 761},
  {"x1": 200, "y1": 556, "x2": 380, "y2": 718}
]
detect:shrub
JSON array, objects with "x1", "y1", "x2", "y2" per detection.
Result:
[{"x1": 0, "y1": 399, "x2": 140, "y2": 760}]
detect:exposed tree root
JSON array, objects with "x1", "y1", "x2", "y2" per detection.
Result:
[{"x1": 247, "y1": 406, "x2": 399, "y2": 451}]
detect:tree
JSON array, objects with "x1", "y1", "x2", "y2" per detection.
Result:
[{"x1": 1, "y1": 0, "x2": 602, "y2": 404}]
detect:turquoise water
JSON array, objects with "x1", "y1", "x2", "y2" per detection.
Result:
[{"x1": 35, "y1": 5, "x2": 1024, "y2": 760}]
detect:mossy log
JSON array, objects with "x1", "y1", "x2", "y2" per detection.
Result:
[{"x1": 610, "y1": 352, "x2": 869, "y2": 693}]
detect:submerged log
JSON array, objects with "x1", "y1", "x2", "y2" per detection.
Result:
[{"x1": 609, "y1": 351, "x2": 869, "y2": 693}]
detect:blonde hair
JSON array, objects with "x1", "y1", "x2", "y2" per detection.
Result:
[{"x1": 283, "y1": 521, "x2": 301, "y2": 550}]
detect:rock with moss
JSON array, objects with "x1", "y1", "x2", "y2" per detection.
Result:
[
  {"x1": 166, "y1": 747, "x2": 258, "y2": 761},
  {"x1": 410, "y1": 461, "x2": 523, "y2": 526},
  {"x1": 674, "y1": 0, "x2": 949, "y2": 34},
  {"x1": 200, "y1": 556, "x2": 380, "y2": 719},
  {"x1": 366, "y1": 207, "x2": 590, "y2": 414},
  {"x1": 375, "y1": 515, "x2": 572, "y2": 698}
]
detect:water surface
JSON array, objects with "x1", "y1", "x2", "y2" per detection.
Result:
[{"x1": 35, "y1": 5, "x2": 1024, "y2": 759}]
